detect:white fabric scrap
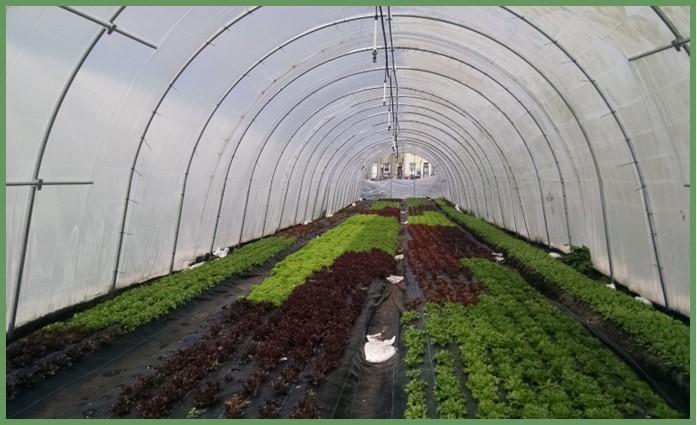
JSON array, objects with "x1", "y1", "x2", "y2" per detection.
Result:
[
  {"x1": 394, "y1": 254, "x2": 404, "y2": 260},
  {"x1": 326, "y1": 212, "x2": 334, "y2": 218},
  {"x1": 187, "y1": 262, "x2": 204, "y2": 270},
  {"x1": 386, "y1": 275, "x2": 404, "y2": 284},
  {"x1": 606, "y1": 283, "x2": 616, "y2": 290},
  {"x1": 635, "y1": 296, "x2": 652, "y2": 306},
  {"x1": 212, "y1": 247, "x2": 229, "y2": 258},
  {"x1": 364, "y1": 333, "x2": 397, "y2": 363},
  {"x1": 548, "y1": 252, "x2": 562, "y2": 259},
  {"x1": 492, "y1": 253, "x2": 505, "y2": 263},
  {"x1": 455, "y1": 204, "x2": 462, "y2": 212}
]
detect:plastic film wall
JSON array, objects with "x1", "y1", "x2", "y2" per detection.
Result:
[{"x1": 5, "y1": 6, "x2": 691, "y2": 331}]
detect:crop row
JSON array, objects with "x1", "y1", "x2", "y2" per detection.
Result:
[
  {"x1": 424, "y1": 258, "x2": 677, "y2": 418},
  {"x1": 436, "y1": 199, "x2": 689, "y2": 374},
  {"x1": 406, "y1": 197, "x2": 437, "y2": 215},
  {"x1": 408, "y1": 211, "x2": 454, "y2": 227},
  {"x1": 407, "y1": 224, "x2": 489, "y2": 304},
  {"x1": 400, "y1": 311, "x2": 428, "y2": 419},
  {"x1": 433, "y1": 350, "x2": 467, "y2": 418},
  {"x1": 406, "y1": 198, "x2": 432, "y2": 208},
  {"x1": 247, "y1": 214, "x2": 399, "y2": 305},
  {"x1": 369, "y1": 199, "x2": 401, "y2": 210}
]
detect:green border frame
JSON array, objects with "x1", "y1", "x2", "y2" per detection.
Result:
[{"x1": 0, "y1": 2, "x2": 693, "y2": 423}]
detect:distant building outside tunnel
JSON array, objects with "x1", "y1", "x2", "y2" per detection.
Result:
[{"x1": 369, "y1": 152, "x2": 434, "y2": 180}]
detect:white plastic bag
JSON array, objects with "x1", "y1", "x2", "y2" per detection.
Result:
[
  {"x1": 364, "y1": 333, "x2": 397, "y2": 363},
  {"x1": 386, "y1": 275, "x2": 404, "y2": 284}
]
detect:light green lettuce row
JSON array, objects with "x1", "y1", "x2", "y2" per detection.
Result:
[
  {"x1": 370, "y1": 200, "x2": 401, "y2": 209},
  {"x1": 50, "y1": 236, "x2": 296, "y2": 333},
  {"x1": 409, "y1": 210, "x2": 455, "y2": 227}
]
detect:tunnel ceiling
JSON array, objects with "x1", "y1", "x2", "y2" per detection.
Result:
[{"x1": 6, "y1": 6, "x2": 691, "y2": 330}]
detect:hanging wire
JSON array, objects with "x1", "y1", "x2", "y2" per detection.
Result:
[
  {"x1": 372, "y1": 7, "x2": 378, "y2": 63},
  {"x1": 387, "y1": 6, "x2": 400, "y2": 138}
]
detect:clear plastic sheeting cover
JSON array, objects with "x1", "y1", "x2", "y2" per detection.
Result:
[
  {"x1": 5, "y1": 6, "x2": 691, "y2": 331},
  {"x1": 360, "y1": 176, "x2": 445, "y2": 200}
]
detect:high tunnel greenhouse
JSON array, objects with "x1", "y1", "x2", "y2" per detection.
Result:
[{"x1": 4, "y1": 5, "x2": 693, "y2": 420}]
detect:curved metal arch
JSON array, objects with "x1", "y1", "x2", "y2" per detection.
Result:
[
  {"x1": 499, "y1": 6, "x2": 665, "y2": 305},
  {"x1": 133, "y1": 9, "x2": 602, "y2": 285},
  {"x1": 7, "y1": 6, "x2": 128, "y2": 336},
  {"x1": 397, "y1": 88, "x2": 526, "y2": 234},
  {"x1": 113, "y1": 7, "x2": 261, "y2": 282},
  {"x1": 282, "y1": 78, "x2": 531, "y2": 237},
  {"x1": 309, "y1": 119, "x2": 478, "y2": 221},
  {"x1": 385, "y1": 102, "x2": 505, "y2": 221},
  {"x1": 313, "y1": 123, "x2": 480, "y2": 222}
]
